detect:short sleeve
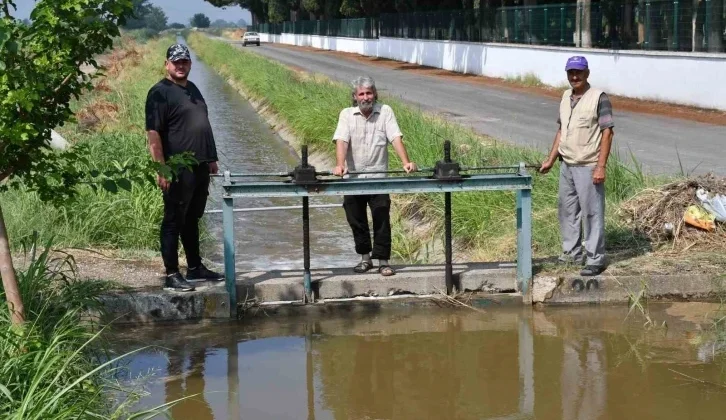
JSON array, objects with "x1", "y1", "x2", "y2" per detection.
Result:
[
  {"x1": 145, "y1": 87, "x2": 167, "y2": 133},
  {"x1": 332, "y1": 109, "x2": 350, "y2": 143},
  {"x1": 597, "y1": 93, "x2": 615, "y2": 130},
  {"x1": 383, "y1": 106, "x2": 403, "y2": 143}
]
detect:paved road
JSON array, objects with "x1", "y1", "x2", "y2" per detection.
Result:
[{"x1": 235, "y1": 42, "x2": 723, "y2": 176}]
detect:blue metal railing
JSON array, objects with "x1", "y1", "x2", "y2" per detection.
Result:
[{"x1": 216, "y1": 142, "x2": 533, "y2": 317}]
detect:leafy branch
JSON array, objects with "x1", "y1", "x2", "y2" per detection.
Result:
[{"x1": 0, "y1": 0, "x2": 135, "y2": 325}]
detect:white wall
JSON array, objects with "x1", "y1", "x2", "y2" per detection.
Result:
[
  {"x1": 259, "y1": 34, "x2": 726, "y2": 111},
  {"x1": 278, "y1": 34, "x2": 377, "y2": 55}
]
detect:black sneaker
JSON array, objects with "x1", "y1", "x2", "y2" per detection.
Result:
[
  {"x1": 164, "y1": 272, "x2": 196, "y2": 292},
  {"x1": 580, "y1": 265, "x2": 606, "y2": 277},
  {"x1": 187, "y1": 264, "x2": 224, "y2": 281}
]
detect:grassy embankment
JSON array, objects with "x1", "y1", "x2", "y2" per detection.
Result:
[
  {"x1": 187, "y1": 32, "x2": 655, "y2": 264},
  {"x1": 1, "y1": 36, "x2": 178, "y2": 256},
  {"x1": 1, "y1": 35, "x2": 187, "y2": 419},
  {"x1": 0, "y1": 242, "x2": 173, "y2": 418}
]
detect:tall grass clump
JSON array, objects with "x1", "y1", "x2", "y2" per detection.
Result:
[
  {"x1": 505, "y1": 72, "x2": 545, "y2": 87},
  {"x1": 122, "y1": 28, "x2": 161, "y2": 43},
  {"x1": 1, "y1": 35, "x2": 177, "y2": 252},
  {"x1": 0, "y1": 239, "x2": 168, "y2": 419},
  {"x1": 187, "y1": 33, "x2": 657, "y2": 261}
]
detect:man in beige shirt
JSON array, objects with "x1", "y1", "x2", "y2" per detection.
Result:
[
  {"x1": 540, "y1": 56, "x2": 614, "y2": 277},
  {"x1": 332, "y1": 76, "x2": 417, "y2": 276}
]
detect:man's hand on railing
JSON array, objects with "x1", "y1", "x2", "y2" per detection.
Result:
[{"x1": 333, "y1": 165, "x2": 348, "y2": 176}]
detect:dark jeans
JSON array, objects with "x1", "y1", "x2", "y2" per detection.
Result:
[
  {"x1": 161, "y1": 163, "x2": 210, "y2": 274},
  {"x1": 343, "y1": 194, "x2": 391, "y2": 260}
]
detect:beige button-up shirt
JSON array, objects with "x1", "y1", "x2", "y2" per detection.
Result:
[{"x1": 332, "y1": 103, "x2": 403, "y2": 179}]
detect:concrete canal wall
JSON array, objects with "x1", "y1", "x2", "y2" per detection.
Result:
[{"x1": 100, "y1": 264, "x2": 723, "y2": 324}]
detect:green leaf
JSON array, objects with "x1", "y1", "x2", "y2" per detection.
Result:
[
  {"x1": 0, "y1": 383, "x2": 13, "y2": 402},
  {"x1": 101, "y1": 180, "x2": 117, "y2": 193},
  {"x1": 117, "y1": 178, "x2": 132, "y2": 192},
  {"x1": 144, "y1": 173, "x2": 156, "y2": 185},
  {"x1": 89, "y1": 170, "x2": 100, "y2": 178}
]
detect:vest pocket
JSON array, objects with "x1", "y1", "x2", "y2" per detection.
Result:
[{"x1": 575, "y1": 116, "x2": 592, "y2": 128}]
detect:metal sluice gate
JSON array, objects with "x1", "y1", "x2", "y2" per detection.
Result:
[{"x1": 216, "y1": 141, "x2": 533, "y2": 317}]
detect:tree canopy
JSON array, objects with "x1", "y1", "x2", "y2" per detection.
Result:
[
  {"x1": 190, "y1": 12, "x2": 211, "y2": 28},
  {"x1": 122, "y1": 0, "x2": 168, "y2": 31}
]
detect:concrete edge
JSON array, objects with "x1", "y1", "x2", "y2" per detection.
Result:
[
  {"x1": 532, "y1": 273, "x2": 725, "y2": 305},
  {"x1": 98, "y1": 270, "x2": 726, "y2": 324}
]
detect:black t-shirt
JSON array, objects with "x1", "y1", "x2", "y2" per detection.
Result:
[{"x1": 145, "y1": 79, "x2": 218, "y2": 163}]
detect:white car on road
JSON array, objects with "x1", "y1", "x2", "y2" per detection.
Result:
[{"x1": 242, "y1": 32, "x2": 260, "y2": 47}]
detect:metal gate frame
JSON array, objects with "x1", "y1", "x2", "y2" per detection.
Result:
[{"x1": 219, "y1": 167, "x2": 533, "y2": 317}]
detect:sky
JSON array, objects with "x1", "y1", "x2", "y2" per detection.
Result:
[{"x1": 12, "y1": 0, "x2": 252, "y2": 26}]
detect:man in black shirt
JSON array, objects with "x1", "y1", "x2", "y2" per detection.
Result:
[{"x1": 145, "y1": 43, "x2": 222, "y2": 292}]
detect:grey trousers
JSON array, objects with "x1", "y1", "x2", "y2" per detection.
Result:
[{"x1": 558, "y1": 163, "x2": 606, "y2": 266}]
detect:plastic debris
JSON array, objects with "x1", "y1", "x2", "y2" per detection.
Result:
[
  {"x1": 683, "y1": 205, "x2": 716, "y2": 231},
  {"x1": 696, "y1": 188, "x2": 726, "y2": 222}
]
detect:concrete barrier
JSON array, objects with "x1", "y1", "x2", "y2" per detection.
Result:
[
  {"x1": 99, "y1": 262, "x2": 725, "y2": 324},
  {"x1": 258, "y1": 33, "x2": 726, "y2": 111}
]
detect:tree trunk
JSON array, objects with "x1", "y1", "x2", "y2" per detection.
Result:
[
  {"x1": 665, "y1": 3, "x2": 675, "y2": 50},
  {"x1": 0, "y1": 204, "x2": 24, "y2": 325},
  {"x1": 708, "y1": 0, "x2": 724, "y2": 52},
  {"x1": 692, "y1": 0, "x2": 703, "y2": 51},
  {"x1": 638, "y1": 0, "x2": 646, "y2": 45},
  {"x1": 624, "y1": 0, "x2": 634, "y2": 41},
  {"x1": 501, "y1": 0, "x2": 509, "y2": 41},
  {"x1": 576, "y1": 0, "x2": 593, "y2": 47}
]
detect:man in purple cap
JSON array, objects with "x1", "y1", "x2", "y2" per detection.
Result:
[
  {"x1": 145, "y1": 43, "x2": 223, "y2": 292},
  {"x1": 539, "y1": 56, "x2": 614, "y2": 277}
]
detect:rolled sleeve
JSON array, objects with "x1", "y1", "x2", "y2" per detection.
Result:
[
  {"x1": 332, "y1": 109, "x2": 350, "y2": 143},
  {"x1": 383, "y1": 105, "x2": 403, "y2": 142}
]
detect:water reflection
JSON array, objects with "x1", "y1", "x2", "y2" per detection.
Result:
[
  {"x1": 112, "y1": 305, "x2": 726, "y2": 419},
  {"x1": 165, "y1": 350, "x2": 214, "y2": 419},
  {"x1": 561, "y1": 337, "x2": 606, "y2": 420}
]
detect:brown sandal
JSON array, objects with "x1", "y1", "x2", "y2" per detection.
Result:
[{"x1": 378, "y1": 265, "x2": 395, "y2": 276}]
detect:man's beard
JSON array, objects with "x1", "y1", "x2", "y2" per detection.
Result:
[{"x1": 358, "y1": 99, "x2": 375, "y2": 113}]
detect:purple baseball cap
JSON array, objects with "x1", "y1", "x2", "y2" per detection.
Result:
[{"x1": 565, "y1": 56, "x2": 588, "y2": 71}]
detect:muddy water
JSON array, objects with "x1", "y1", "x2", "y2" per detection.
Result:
[
  {"x1": 112, "y1": 304, "x2": 726, "y2": 419},
  {"x1": 183, "y1": 40, "x2": 357, "y2": 271}
]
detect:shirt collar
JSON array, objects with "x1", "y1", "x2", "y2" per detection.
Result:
[{"x1": 353, "y1": 102, "x2": 382, "y2": 116}]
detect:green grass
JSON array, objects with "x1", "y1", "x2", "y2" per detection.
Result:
[
  {"x1": 1, "y1": 36, "x2": 177, "y2": 252},
  {"x1": 187, "y1": 33, "x2": 659, "y2": 261},
  {"x1": 0, "y1": 239, "x2": 175, "y2": 419}
]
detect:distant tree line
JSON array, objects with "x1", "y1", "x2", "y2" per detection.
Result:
[
  {"x1": 205, "y1": 0, "x2": 724, "y2": 53},
  {"x1": 204, "y1": 0, "x2": 573, "y2": 24},
  {"x1": 122, "y1": 1, "x2": 248, "y2": 32},
  {"x1": 189, "y1": 14, "x2": 248, "y2": 28}
]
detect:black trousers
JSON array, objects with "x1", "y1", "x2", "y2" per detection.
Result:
[
  {"x1": 161, "y1": 163, "x2": 210, "y2": 274},
  {"x1": 343, "y1": 194, "x2": 391, "y2": 260}
]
